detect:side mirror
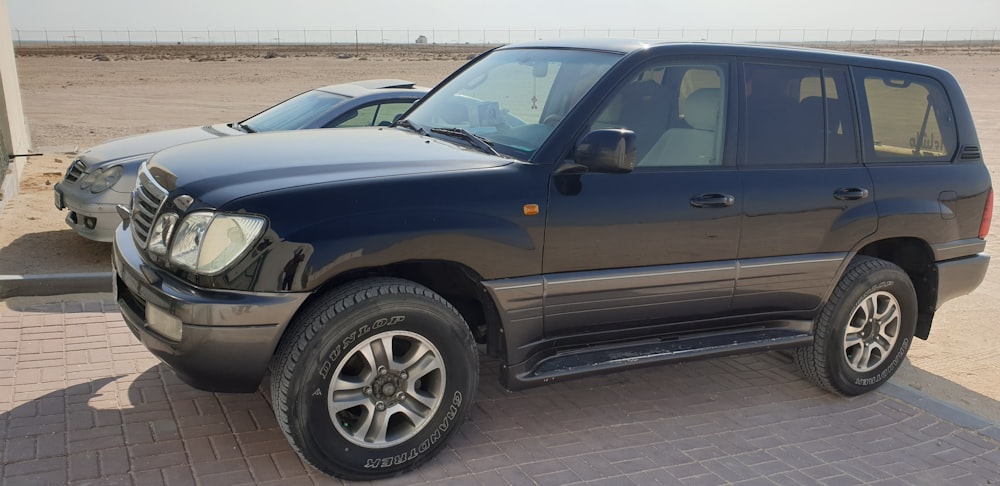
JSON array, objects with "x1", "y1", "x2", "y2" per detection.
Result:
[{"x1": 575, "y1": 129, "x2": 636, "y2": 173}]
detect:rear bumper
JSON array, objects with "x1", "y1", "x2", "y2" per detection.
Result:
[
  {"x1": 112, "y1": 225, "x2": 309, "y2": 392},
  {"x1": 936, "y1": 252, "x2": 990, "y2": 309}
]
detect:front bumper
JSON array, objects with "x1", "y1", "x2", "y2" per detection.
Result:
[
  {"x1": 112, "y1": 225, "x2": 309, "y2": 392},
  {"x1": 55, "y1": 182, "x2": 126, "y2": 242}
]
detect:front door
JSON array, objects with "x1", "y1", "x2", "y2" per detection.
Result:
[{"x1": 542, "y1": 59, "x2": 742, "y2": 338}]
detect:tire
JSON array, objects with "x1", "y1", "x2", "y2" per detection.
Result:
[
  {"x1": 270, "y1": 277, "x2": 479, "y2": 480},
  {"x1": 794, "y1": 256, "x2": 917, "y2": 396}
]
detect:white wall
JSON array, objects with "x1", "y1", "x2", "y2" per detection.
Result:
[{"x1": 0, "y1": 0, "x2": 31, "y2": 212}]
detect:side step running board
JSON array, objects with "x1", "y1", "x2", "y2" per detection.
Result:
[{"x1": 509, "y1": 327, "x2": 812, "y2": 389}]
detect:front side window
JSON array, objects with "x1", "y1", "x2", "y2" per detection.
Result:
[
  {"x1": 588, "y1": 62, "x2": 728, "y2": 167},
  {"x1": 856, "y1": 68, "x2": 956, "y2": 162},
  {"x1": 404, "y1": 48, "x2": 621, "y2": 159}
]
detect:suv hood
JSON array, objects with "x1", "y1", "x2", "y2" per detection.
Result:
[
  {"x1": 146, "y1": 127, "x2": 511, "y2": 206},
  {"x1": 80, "y1": 124, "x2": 240, "y2": 169}
]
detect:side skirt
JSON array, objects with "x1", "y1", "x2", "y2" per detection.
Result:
[{"x1": 501, "y1": 321, "x2": 813, "y2": 390}]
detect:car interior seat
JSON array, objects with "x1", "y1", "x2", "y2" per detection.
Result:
[{"x1": 639, "y1": 88, "x2": 722, "y2": 166}]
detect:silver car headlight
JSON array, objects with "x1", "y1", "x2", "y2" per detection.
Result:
[
  {"x1": 168, "y1": 212, "x2": 266, "y2": 275},
  {"x1": 89, "y1": 165, "x2": 124, "y2": 194}
]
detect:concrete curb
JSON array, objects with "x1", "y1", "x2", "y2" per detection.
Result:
[
  {"x1": 0, "y1": 272, "x2": 112, "y2": 299},
  {"x1": 881, "y1": 381, "x2": 1000, "y2": 443}
]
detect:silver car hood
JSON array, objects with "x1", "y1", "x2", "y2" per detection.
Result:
[{"x1": 78, "y1": 124, "x2": 242, "y2": 169}]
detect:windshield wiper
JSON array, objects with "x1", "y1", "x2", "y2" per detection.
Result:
[
  {"x1": 230, "y1": 122, "x2": 256, "y2": 134},
  {"x1": 393, "y1": 118, "x2": 427, "y2": 136},
  {"x1": 429, "y1": 127, "x2": 501, "y2": 157}
]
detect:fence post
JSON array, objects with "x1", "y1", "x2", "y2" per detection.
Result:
[
  {"x1": 968, "y1": 28, "x2": 974, "y2": 52},
  {"x1": 154, "y1": 29, "x2": 157, "y2": 45},
  {"x1": 14, "y1": 29, "x2": 19, "y2": 48},
  {"x1": 873, "y1": 28, "x2": 878, "y2": 50},
  {"x1": 44, "y1": 29, "x2": 48, "y2": 47},
  {"x1": 127, "y1": 29, "x2": 132, "y2": 46},
  {"x1": 99, "y1": 29, "x2": 103, "y2": 46},
  {"x1": 920, "y1": 28, "x2": 925, "y2": 50},
  {"x1": 355, "y1": 29, "x2": 359, "y2": 56}
]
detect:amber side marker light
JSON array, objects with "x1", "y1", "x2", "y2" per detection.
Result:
[{"x1": 523, "y1": 204, "x2": 540, "y2": 216}]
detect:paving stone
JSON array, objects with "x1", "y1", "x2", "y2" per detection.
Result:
[{"x1": 2, "y1": 296, "x2": 1000, "y2": 484}]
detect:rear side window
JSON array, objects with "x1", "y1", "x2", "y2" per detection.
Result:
[
  {"x1": 855, "y1": 68, "x2": 956, "y2": 162},
  {"x1": 742, "y1": 63, "x2": 857, "y2": 166}
]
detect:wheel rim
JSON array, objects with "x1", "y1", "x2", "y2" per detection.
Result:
[
  {"x1": 842, "y1": 290, "x2": 901, "y2": 373},
  {"x1": 328, "y1": 330, "x2": 446, "y2": 448}
]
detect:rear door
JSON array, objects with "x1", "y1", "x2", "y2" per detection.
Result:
[{"x1": 734, "y1": 61, "x2": 877, "y2": 315}]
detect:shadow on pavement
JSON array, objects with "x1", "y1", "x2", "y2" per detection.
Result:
[{"x1": 0, "y1": 229, "x2": 110, "y2": 275}]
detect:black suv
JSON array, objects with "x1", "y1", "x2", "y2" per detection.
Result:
[{"x1": 113, "y1": 40, "x2": 992, "y2": 480}]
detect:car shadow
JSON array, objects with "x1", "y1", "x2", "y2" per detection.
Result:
[{"x1": 0, "y1": 229, "x2": 111, "y2": 275}]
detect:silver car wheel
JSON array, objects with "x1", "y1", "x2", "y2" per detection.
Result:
[
  {"x1": 842, "y1": 290, "x2": 901, "y2": 373},
  {"x1": 328, "y1": 330, "x2": 446, "y2": 448}
]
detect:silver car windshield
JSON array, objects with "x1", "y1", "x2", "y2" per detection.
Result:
[
  {"x1": 404, "y1": 48, "x2": 621, "y2": 160},
  {"x1": 242, "y1": 90, "x2": 348, "y2": 132}
]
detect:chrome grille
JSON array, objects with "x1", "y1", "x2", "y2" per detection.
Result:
[
  {"x1": 131, "y1": 167, "x2": 167, "y2": 248},
  {"x1": 64, "y1": 159, "x2": 86, "y2": 183}
]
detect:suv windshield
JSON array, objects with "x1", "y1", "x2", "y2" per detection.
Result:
[
  {"x1": 404, "y1": 48, "x2": 620, "y2": 159},
  {"x1": 241, "y1": 90, "x2": 348, "y2": 132}
]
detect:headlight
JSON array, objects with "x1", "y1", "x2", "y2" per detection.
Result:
[
  {"x1": 78, "y1": 169, "x2": 100, "y2": 190},
  {"x1": 89, "y1": 165, "x2": 124, "y2": 193},
  {"x1": 169, "y1": 212, "x2": 266, "y2": 275},
  {"x1": 147, "y1": 212, "x2": 178, "y2": 256},
  {"x1": 78, "y1": 166, "x2": 125, "y2": 193}
]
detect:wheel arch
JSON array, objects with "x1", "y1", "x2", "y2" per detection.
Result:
[
  {"x1": 290, "y1": 260, "x2": 505, "y2": 355},
  {"x1": 855, "y1": 237, "x2": 937, "y2": 339}
]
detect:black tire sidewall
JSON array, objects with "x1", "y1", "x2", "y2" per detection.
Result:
[
  {"x1": 287, "y1": 292, "x2": 477, "y2": 479},
  {"x1": 824, "y1": 266, "x2": 917, "y2": 395}
]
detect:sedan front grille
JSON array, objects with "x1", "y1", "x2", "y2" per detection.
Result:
[
  {"x1": 131, "y1": 167, "x2": 167, "y2": 248},
  {"x1": 64, "y1": 159, "x2": 86, "y2": 183}
]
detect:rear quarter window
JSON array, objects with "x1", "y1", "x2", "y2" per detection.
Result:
[{"x1": 855, "y1": 68, "x2": 957, "y2": 163}]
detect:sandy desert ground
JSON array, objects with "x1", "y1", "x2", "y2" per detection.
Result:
[{"x1": 2, "y1": 44, "x2": 1000, "y2": 423}]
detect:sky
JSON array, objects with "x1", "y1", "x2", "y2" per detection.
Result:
[{"x1": 8, "y1": 0, "x2": 1000, "y2": 31}]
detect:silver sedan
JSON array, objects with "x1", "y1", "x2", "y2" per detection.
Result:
[{"x1": 54, "y1": 79, "x2": 428, "y2": 242}]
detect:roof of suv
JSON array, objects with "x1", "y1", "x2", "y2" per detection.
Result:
[{"x1": 497, "y1": 39, "x2": 948, "y2": 76}]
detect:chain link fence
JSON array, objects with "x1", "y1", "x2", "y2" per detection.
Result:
[{"x1": 9, "y1": 27, "x2": 1000, "y2": 53}]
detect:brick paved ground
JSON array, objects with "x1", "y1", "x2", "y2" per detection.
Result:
[{"x1": 1, "y1": 295, "x2": 999, "y2": 485}]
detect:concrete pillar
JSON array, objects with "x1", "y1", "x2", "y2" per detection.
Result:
[{"x1": 0, "y1": 0, "x2": 32, "y2": 205}]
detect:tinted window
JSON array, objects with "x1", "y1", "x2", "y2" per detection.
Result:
[
  {"x1": 242, "y1": 90, "x2": 348, "y2": 132},
  {"x1": 744, "y1": 64, "x2": 824, "y2": 165},
  {"x1": 589, "y1": 62, "x2": 727, "y2": 167},
  {"x1": 743, "y1": 64, "x2": 858, "y2": 166},
  {"x1": 856, "y1": 68, "x2": 956, "y2": 162}
]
